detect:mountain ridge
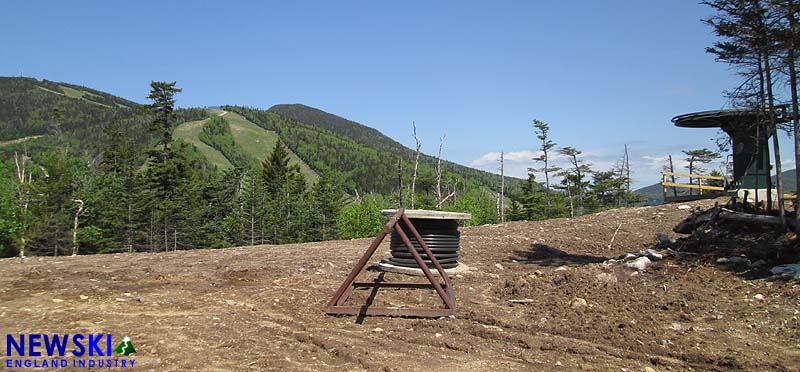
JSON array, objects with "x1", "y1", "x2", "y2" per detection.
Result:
[{"x1": 0, "y1": 76, "x2": 513, "y2": 196}]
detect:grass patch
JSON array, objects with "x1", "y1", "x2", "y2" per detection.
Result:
[
  {"x1": 223, "y1": 112, "x2": 317, "y2": 182},
  {"x1": 174, "y1": 118, "x2": 232, "y2": 169}
]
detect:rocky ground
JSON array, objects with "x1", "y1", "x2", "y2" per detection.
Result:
[{"x1": 1, "y1": 199, "x2": 798, "y2": 371}]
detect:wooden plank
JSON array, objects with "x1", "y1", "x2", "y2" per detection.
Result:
[
  {"x1": 661, "y1": 182, "x2": 725, "y2": 191},
  {"x1": 381, "y1": 209, "x2": 472, "y2": 220},
  {"x1": 326, "y1": 305, "x2": 455, "y2": 317},
  {"x1": 662, "y1": 172, "x2": 726, "y2": 180}
]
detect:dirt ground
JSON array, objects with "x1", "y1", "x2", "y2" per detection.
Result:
[{"x1": 1, "y1": 199, "x2": 798, "y2": 371}]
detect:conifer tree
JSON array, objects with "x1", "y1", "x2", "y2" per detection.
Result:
[{"x1": 311, "y1": 170, "x2": 343, "y2": 241}]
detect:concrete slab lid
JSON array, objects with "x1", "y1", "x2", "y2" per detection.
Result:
[{"x1": 381, "y1": 209, "x2": 472, "y2": 220}]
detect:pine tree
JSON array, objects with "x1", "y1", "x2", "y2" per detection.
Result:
[
  {"x1": 558, "y1": 146, "x2": 592, "y2": 216},
  {"x1": 144, "y1": 81, "x2": 185, "y2": 251},
  {"x1": 146, "y1": 81, "x2": 182, "y2": 163},
  {"x1": 311, "y1": 170, "x2": 344, "y2": 241},
  {"x1": 682, "y1": 148, "x2": 721, "y2": 195},
  {"x1": 261, "y1": 141, "x2": 305, "y2": 243}
]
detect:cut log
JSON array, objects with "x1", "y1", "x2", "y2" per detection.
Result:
[{"x1": 718, "y1": 208, "x2": 784, "y2": 225}]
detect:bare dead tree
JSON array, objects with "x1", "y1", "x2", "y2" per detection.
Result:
[
  {"x1": 14, "y1": 151, "x2": 32, "y2": 258},
  {"x1": 71, "y1": 199, "x2": 84, "y2": 256},
  {"x1": 397, "y1": 160, "x2": 403, "y2": 208},
  {"x1": 434, "y1": 135, "x2": 456, "y2": 209},
  {"x1": 668, "y1": 155, "x2": 678, "y2": 198},
  {"x1": 410, "y1": 121, "x2": 421, "y2": 209},
  {"x1": 499, "y1": 151, "x2": 505, "y2": 223}
]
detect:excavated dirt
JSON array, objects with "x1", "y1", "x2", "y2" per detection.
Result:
[{"x1": 1, "y1": 199, "x2": 798, "y2": 371}]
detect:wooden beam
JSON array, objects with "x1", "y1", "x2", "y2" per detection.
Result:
[
  {"x1": 662, "y1": 172, "x2": 726, "y2": 180},
  {"x1": 661, "y1": 182, "x2": 725, "y2": 191}
]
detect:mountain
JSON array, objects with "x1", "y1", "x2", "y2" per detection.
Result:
[
  {"x1": 0, "y1": 77, "x2": 207, "y2": 162},
  {"x1": 0, "y1": 77, "x2": 511, "y2": 197},
  {"x1": 267, "y1": 103, "x2": 523, "y2": 193},
  {"x1": 775, "y1": 169, "x2": 797, "y2": 193}
]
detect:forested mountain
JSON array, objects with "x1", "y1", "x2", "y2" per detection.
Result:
[
  {"x1": 0, "y1": 77, "x2": 207, "y2": 162},
  {"x1": 268, "y1": 103, "x2": 523, "y2": 194},
  {"x1": 0, "y1": 77, "x2": 521, "y2": 257}
]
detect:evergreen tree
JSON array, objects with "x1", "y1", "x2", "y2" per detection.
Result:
[
  {"x1": 0, "y1": 160, "x2": 21, "y2": 257},
  {"x1": 530, "y1": 119, "x2": 560, "y2": 192},
  {"x1": 240, "y1": 170, "x2": 266, "y2": 245},
  {"x1": 558, "y1": 146, "x2": 592, "y2": 216},
  {"x1": 261, "y1": 141, "x2": 306, "y2": 243},
  {"x1": 147, "y1": 81, "x2": 182, "y2": 162},
  {"x1": 144, "y1": 81, "x2": 186, "y2": 251},
  {"x1": 311, "y1": 170, "x2": 344, "y2": 241},
  {"x1": 683, "y1": 148, "x2": 721, "y2": 195}
]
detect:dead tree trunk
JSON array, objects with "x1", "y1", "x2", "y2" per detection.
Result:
[
  {"x1": 411, "y1": 121, "x2": 421, "y2": 209},
  {"x1": 787, "y1": 0, "x2": 800, "y2": 225},
  {"x1": 499, "y1": 151, "x2": 505, "y2": 223},
  {"x1": 434, "y1": 135, "x2": 455, "y2": 209},
  {"x1": 566, "y1": 185, "x2": 574, "y2": 218},
  {"x1": 764, "y1": 42, "x2": 786, "y2": 225},
  {"x1": 669, "y1": 155, "x2": 677, "y2": 197},
  {"x1": 13, "y1": 152, "x2": 31, "y2": 258},
  {"x1": 71, "y1": 199, "x2": 84, "y2": 256},
  {"x1": 397, "y1": 160, "x2": 403, "y2": 208}
]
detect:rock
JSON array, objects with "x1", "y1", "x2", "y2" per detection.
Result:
[
  {"x1": 52, "y1": 298, "x2": 64, "y2": 303},
  {"x1": 753, "y1": 294, "x2": 765, "y2": 300},
  {"x1": 750, "y1": 259, "x2": 767, "y2": 268},
  {"x1": 769, "y1": 263, "x2": 800, "y2": 280},
  {"x1": 624, "y1": 256, "x2": 651, "y2": 271},
  {"x1": 570, "y1": 297, "x2": 587, "y2": 309},
  {"x1": 435, "y1": 333, "x2": 442, "y2": 338},
  {"x1": 372, "y1": 327, "x2": 383, "y2": 332},
  {"x1": 555, "y1": 361, "x2": 562, "y2": 366},
  {"x1": 655, "y1": 233, "x2": 671, "y2": 244},
  {"x1": 644, "y1": 367, "x2": 657, "y2": 372},
  {"x1": 494, "y1": 263, "x2": 505, "y2": 271},
  {"x1": 645, "y1": 249, "x2": 664, "y2": 261},
  {"x1": 717, "y1": 256, "x2": 750, "y2": 265},
  {"x1": 554, "y1": 266, "x2": 568, "y2": 271},
  {"x1": 622, "y1": 253, "x2": 638, "y2": 261},
  {"x1": 79, "y1": 295, "x2": 89, "y2": 300},
  {"x1": 677, "y1": 205, "x2": 692, "y2": 210},
  {"x1": 595, "y1": 272, "x2": 617, "y2": 284}
]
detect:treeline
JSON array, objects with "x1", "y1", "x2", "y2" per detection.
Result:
[
  {"x1": 0, "y1": 81, "x2": 505, "y2": 257},
  {"x1": 0, "y1": 80, "x2": 644, "y2": 258},
  {"x1": 506, "y1": 120, "x2": 643, "y2": 221}
]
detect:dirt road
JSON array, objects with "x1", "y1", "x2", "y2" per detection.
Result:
[{"x1": 1, "y1": 200, "x2": 798, "y2": 371}]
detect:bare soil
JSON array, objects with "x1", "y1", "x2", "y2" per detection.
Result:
[{"x1": 1, "y1": 199, "x2": 798, "y2": 371}]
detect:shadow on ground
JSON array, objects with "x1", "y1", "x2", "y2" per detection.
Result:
[{"x1": 513, "y1": 243, "x2": 607, "y2": 267}]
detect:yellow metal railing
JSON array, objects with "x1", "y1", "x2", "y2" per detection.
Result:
[{"x1": 662, "y1": 172, "x2": 726, "y2": 196}]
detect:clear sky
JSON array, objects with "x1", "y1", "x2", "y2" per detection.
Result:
[{"x1": 2, "y1": 1, "x2": 792, "y2": 188}]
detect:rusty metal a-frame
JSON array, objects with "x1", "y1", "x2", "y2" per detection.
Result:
[{"x1": 326, "y1": 209, "x2": 456, "y2": 318}]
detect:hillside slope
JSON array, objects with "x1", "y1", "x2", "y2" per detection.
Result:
[
  {"x1": 268, "y1": 103, "x2": 523, "y2": 193},
  {"x1": 1, "y1": 199, "x2": 796, "y2": 371},
  {"x1": 0, "y1": 77, "x2": 514, "y2": 199},
  {"x1": 173, "y1": 117, "x2": 233, "y2": 169}
]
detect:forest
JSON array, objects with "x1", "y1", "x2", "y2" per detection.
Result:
[{"x1": 0, "y1": 77, "x2": 641, "y2": 257}]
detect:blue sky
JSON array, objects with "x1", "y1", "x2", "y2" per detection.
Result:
[{"x1": 2, "y1": 1, "x2": 792, "y2": 188}]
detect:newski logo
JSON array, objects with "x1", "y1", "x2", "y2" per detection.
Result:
[{"x1": 5, "y1": 333, "x2": 136, "y2": 369}]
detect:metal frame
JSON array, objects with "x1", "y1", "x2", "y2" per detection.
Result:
[{"x1": 326, "y1": 209, "x2": 455, "y2": 318}]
